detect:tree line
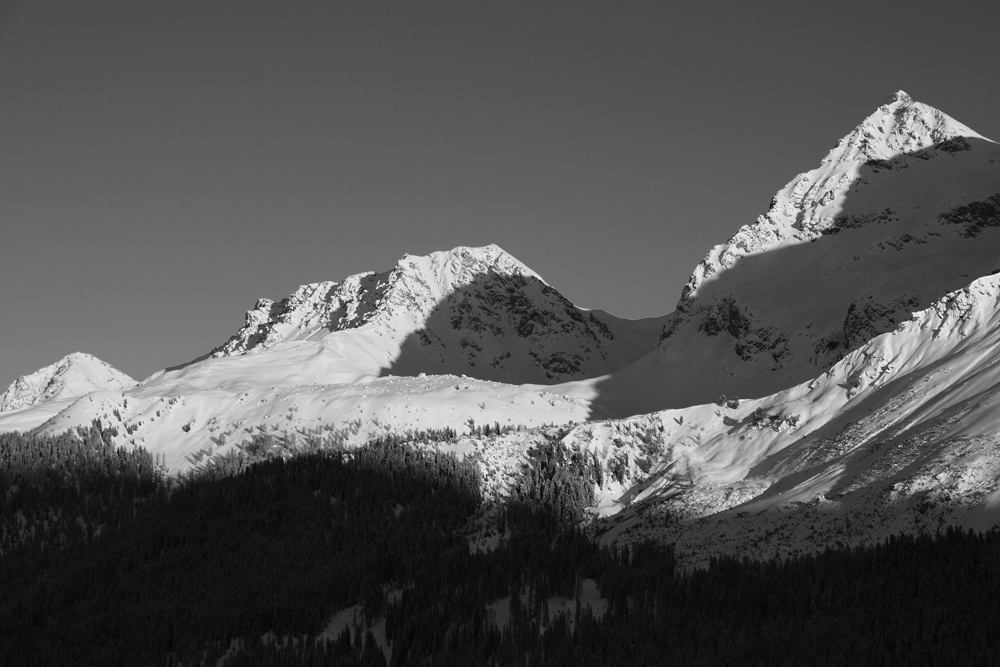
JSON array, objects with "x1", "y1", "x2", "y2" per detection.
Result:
[{"x1": 1, "y1": 425, "x2": 999, "y2": 665}]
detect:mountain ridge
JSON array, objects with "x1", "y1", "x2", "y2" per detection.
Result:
[
  {"x1": 3, "y1": 90, "x2": 1000, "y2": 567},
  {"x1": 210, "y1": 243, "x2": 666, "y2": 386},
  {"x1": 553, "y1": 90, "x2": 1000, "y2": 416}
]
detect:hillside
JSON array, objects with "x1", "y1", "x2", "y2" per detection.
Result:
[{"x1": 519, "y1": 274, "x2": 1000, "y2": 565}]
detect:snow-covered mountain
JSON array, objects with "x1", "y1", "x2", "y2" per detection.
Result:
[
  {"x1": 0, "y1": 352, "x2": 135, "y2": 412},
  {"x1": 3, "y1": 91, "x2": 1000, "y2": 567},
  {"x1": 212, "y1": 244, "x2": 665, "y2": 385},
  {"x1": 0, "y1": 245, "x2": 663, "y2": 470},
  {"x1": 559, "y1": 91, "x2": 1000, "y2": 416}
]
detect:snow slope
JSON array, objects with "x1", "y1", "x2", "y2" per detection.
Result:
[
  {"x1": 556, "y1": 91, "x2": 1000, "y2": 415},
  {"x1": 522, "y1": 274, "x2": 1000, "y2": 566},
  {"x1": 12, "y1": 375, "x2": 608, "y2": 472},
  {"x1": 0, "y1": 352, "x2": 136, "y2": 412}
]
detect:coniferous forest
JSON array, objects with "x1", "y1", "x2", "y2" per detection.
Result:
[{"x1": 2, "y1": 426, "x2": 1000, "y2": 666}]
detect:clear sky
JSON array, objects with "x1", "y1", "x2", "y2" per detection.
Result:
[{"x1": 2, "y1": 0, "x2": 999, "y2": 388}]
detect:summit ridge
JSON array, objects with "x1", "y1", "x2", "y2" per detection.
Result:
[
  {"x1": 210, "y1": 243, "x2": 664, "y2": 386},
  {"x1": 212, "y1": 244, "x2": 544, "y2": 359}
]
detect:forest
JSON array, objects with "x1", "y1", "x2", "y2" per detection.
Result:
[{"x1": 2, "y1": 424, "x2": 999, "y2": 666}]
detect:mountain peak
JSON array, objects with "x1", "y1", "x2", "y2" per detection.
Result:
[
  {"x1": 0, "y1": 352, "x2": 136, "y2": 412},
  {"x1": 821, "y1": 91, "x2": 984, "y2": 167},
  {"x1": 212, "y1": 244, "x2": 549, "y2": 359},
  {"x1": 677, "y1": 92, "x2": 993, "y2": 311},
  {"x1": 396, "y1": 244, "x2": 544, "y2": 290},
  {"x1": 883, "y1": 90, "x2": 912, "y2": 106}
]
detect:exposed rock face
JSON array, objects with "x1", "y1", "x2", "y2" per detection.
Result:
[{"x1": 0, "y1": 352, "x2": 135, "y2": 412}]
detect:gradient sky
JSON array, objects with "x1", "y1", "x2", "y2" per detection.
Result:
[{"x1": 2, "y1": 0, "x2": 999, "y2": 388}]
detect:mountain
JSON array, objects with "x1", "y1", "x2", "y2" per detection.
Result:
[
  {"x1": 0, "y1": 245, "x2": 664, "y2": 470},
  {"x1": 561, "y1": 91, "x2": 1000, "y2": 416},
  {"x1": 211, "y1": 244, "x2": 665, "y2": 385},
  {"x1": 0, "y1": 352, "x2": 135, "y2": 413},
  {"x1": 2, "y1": 91, "x2": 999, "y2": 566}
]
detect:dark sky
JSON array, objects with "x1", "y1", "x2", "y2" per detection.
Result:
[{"x1": 2, "y1": 0, "x2": 999, "y2": 387}]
